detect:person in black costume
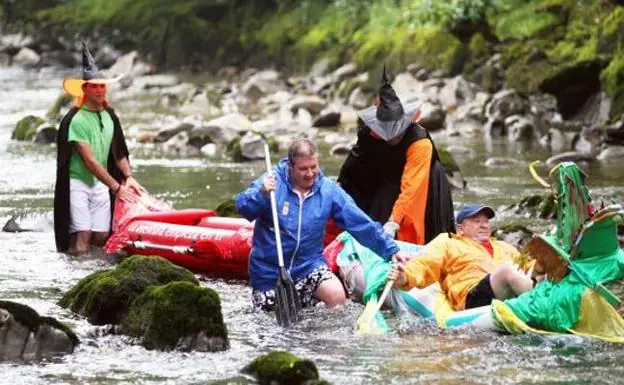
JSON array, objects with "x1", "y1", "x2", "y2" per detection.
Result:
[
  {"x1": 337, "y1": 66, "x2": 455, "y2": 245},
  {"x1": 54, "y1": 41, "x2": 143, "y2": 254}
]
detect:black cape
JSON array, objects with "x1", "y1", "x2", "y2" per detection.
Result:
[
  {"x1": 337, "y1": 120, "x2": 455, "y2": 243},
  {"x1": 53, "y1": 106, "x2": 130, "y2": 252}
]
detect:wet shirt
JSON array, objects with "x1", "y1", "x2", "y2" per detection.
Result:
[
  {"x1": 399, "y1": 233, "x2": 521, "y2": 310},
  {"x1": 68, "y1": 107, "x2": 114, "y2": 186}
]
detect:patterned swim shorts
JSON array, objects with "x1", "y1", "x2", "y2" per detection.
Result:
[{"x1": 252, "y1": 265, "x2": 334, "y2": 312}]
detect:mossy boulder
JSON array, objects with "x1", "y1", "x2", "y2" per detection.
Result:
[
  {"x1": 122, "y1": 281, "x2": 228, "y2": 352},
  {"x1": 505, "y1": 194, "x2": 557, "y2": 219},
  {"x1": 215, "y1": 198, "x2": 241, "y2": 218},
  {"x1": 59, "y1": 255, "x2": 198, "y2": 325},
  {"x1": 493, "y1": 223, "x2": 535, "y2": 250},
  {"x1": 242, "y1": 351, "x2": 330, "y2": 385},
  {"x1": 438, "y1": 147, "x2": 460, "y2": 174},
  {"x1": 12, "y1": 115, "x2": 45, "y2": 141},
  {"x1": 0, "y1": 300, "x2": 78, "y2": 362},
  {"x1": 46, "y1": 93, "x2": 72, "y2": 121},
  {"x1": 226, "y1": 135, "x2": 278, "y2": 162}
]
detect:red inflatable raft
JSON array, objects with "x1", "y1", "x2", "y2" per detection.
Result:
[{"x1": 104, "y1": 198, "x2": 342, "y2": 279}]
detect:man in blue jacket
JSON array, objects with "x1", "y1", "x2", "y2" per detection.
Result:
[{"x1": 236, "y1": 138, "x2": 400, "y2": 311}]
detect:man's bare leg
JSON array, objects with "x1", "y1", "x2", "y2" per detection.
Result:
[
  {"x1": 314, "y1": 274, "x2": 347, "y2": 307},
  {"x1": 490, "y1": 264, "x2": 533, "y2": 300},
  {"x1": 91, "y1": 231, "x2": 110, "y2": 247},
  {"x1": 69, "y1": 231, "x2": 92, "y2": 254}
]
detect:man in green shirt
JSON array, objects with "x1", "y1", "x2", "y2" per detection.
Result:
[{"x1": 54, "y1": 41, "x2": 144, "y2": 254}]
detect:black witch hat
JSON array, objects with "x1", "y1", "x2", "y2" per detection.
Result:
[
  {"x1": 63, "y1": 40, "x2": 123, "y2": 98},
  {"x1": 357, "y1": 65, "x2": 420, "y2": 141}
]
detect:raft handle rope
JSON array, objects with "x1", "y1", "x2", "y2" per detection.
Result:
[{"x1": 127, "y1": 240, "x2": 193, "y2": 255}]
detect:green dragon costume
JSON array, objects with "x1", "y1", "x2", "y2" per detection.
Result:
[
  {"x1": 333, "y1": 161, "x2": 624, "y2": 341},
  {"x1": 491, "y1": 162, "x2": 624, "y2": 342}
]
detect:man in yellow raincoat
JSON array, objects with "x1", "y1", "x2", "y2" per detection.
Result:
[{"x1": 389, "y1": 204, "x2": 534, "y2": 310}]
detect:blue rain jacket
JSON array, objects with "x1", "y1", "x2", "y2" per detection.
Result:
[{"x1": 235, "y1": 158, "x2": 399, "y2": 291}]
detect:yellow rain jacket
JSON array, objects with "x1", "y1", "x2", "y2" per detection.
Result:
[{"x1": 398, "y1": 233, "x2": 522, "y2": 310}]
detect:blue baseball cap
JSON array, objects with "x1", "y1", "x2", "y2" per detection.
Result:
[{"x1": 456, "y1": 204, "x2": 495, "y2": 224}]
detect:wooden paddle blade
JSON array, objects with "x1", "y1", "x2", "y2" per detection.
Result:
[
  {"x1": 275, "y1": 267, "x2": 301, "y2": 327},
  {"x1": 356, "y1": 298, "x2": 382, "y2": 335}
]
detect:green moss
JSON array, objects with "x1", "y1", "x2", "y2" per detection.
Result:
[
  {"x1": 495, "y1": 223, "x2": 534, "y2": 234},
  {"x1": 123, "y1": 281, "x2": 228, "y2": 351},
  {"x1": 12, "y1": 115, "x2": 44, "y2": 141},
  {"x1": 59, "y1": 256, "x2": 198, "y2": 325},
  {"x1": 437, "y1": 147, "x2": 460, "y2": 173},
  {"x1": 492, "y1": 1, "x2": 564, "y2": 41},
  {"x1": 598, "y1": 6, "x2": 624, "y2": 53},
  {"x1": 242, "y1": 351, "x2": 320, "y2": 385},
  {"x1": 600, "y1": 52, "x2": 624, "y2": 118},
  {"x1": 0, "y1": 300, "x2": 41, "y2": 331},
  {"x1": 0, "y1": 301, "x2": 79, "y2": 346},
  {"x1": 226, "y1": 136, "x2": 243, "y2": 162},
  {"x1": 40, "y1": 316, "x2": 80, "y2": 346},
  {"x1": 47, "y1": 93, "x2": 72, "y2": 121}
]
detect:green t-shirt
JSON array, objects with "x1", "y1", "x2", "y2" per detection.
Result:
[{"x1": 68, "y1": 107, "x2": 115, "y2": 187}]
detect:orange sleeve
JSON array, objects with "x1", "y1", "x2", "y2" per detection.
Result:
[{"x1": 390, "y1": 139, "x2": 433, "y2": 226}]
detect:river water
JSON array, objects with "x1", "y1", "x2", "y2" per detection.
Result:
[{"x1": 1, "y1": 67, "x2": 624, "y2": 385}]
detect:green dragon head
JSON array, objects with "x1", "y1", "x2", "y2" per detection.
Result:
[{"x1": 530, "y1": 161, "x2": 593, "y2": 253}]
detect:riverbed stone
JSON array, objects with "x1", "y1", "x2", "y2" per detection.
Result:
[
  {"x1": 12, "y1": 47, "x2": 40, "y2": 67},
  {"x1": 493, "y1": 223, "x2": 535, "y2": 250},
  {"x1": 12, "y1": 115, "x2": 45, "y2": 141},
  {"x1": 0, "y1": 300, "x2": 78, "y2": 362},
  {"x1": 122, "y1": 281, "x2": 228, "y2": 352},
  {"x1": 242, "y1": 351, "x2": 330, "y2": 385},
  {"x1": 47, "y1": 93, "x2": 72, "y2": 121},
  {"x1": 505, "y1": 194, "x2": 556, "y2": 219},
  {"x1": 33, "y1": 125, "x2": 58, "y2": 145},
  {"x1": 58, "y1": 256, "x2": 198, "y2": 325}
]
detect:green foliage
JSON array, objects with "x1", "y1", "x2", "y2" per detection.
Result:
[
  {"x1": 601, "y1": 52, "x2": 624, "y2": 118},
  {"x1": 492, "y1": 0, "x2": 563, "y2": 40}
]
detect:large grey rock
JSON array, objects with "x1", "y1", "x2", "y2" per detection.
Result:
[
  {"x1": 391, "y1": 72, "x2": 423, "y2": 103},
  {"x1": 287, "y1": 95, "x2": 326, "y2": 115},
  {"x1": 505, "y1": 115, "x2": 535, "y2": 142},
  {"x1": 106, "y1": 51, "x2": 151, "y2": 78},
  {"x1": 347, "y1": 88, "x2": 368, "y2": 109},
  {"x1": 179, "y1": 91, "x2": 222, "y2": 117},
  {"x1": 239, "y1": 132, "x2": 265, "y2": 160},
  {"x1": 331, "y1": 63, "x2": 358, "y2": 83},
  {"x1": 597, "y1": 145, "x2": 624, "y2": 161},
  {"x1": 437, "y1": 76, "x2": 477, "y2": 110},
  {"x1": 33, "y1": 125, "x2": 58, "y2": 145},
  {"x1": 485, "y1": 89, "x2": 529, "y2": 121},
  {"x1": 0, "y1": 301, "x2": 78, "y2": 362},
  {"x1": 155, "y1": 123, "x2": 195, "y2": 143},
  {"x1": 241, "y1": 70, "x2": 282, "y2": 100},
  {"x1": 0, "y1": 33, "x2": 34, "y2": 52},
  {"x1": 546, "y1": 151, "x2": 594, "y2": 167},
  {"x1": 484, "y1": 157, "x2": 525, "y2": 168},
  {"x1": 418, "y1": 101, "x2": 446, "y2": 131},
  {"x1": 12, "y1": 48, "x2": 40, "y2": 67}
]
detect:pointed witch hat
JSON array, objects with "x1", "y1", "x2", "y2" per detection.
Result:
[
  {"x1": 357, "y1": 65, "x2": 420, "y2": 141},
  {"x1": 62, "y1": 40, "x2": 123, "y2": 98}
]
